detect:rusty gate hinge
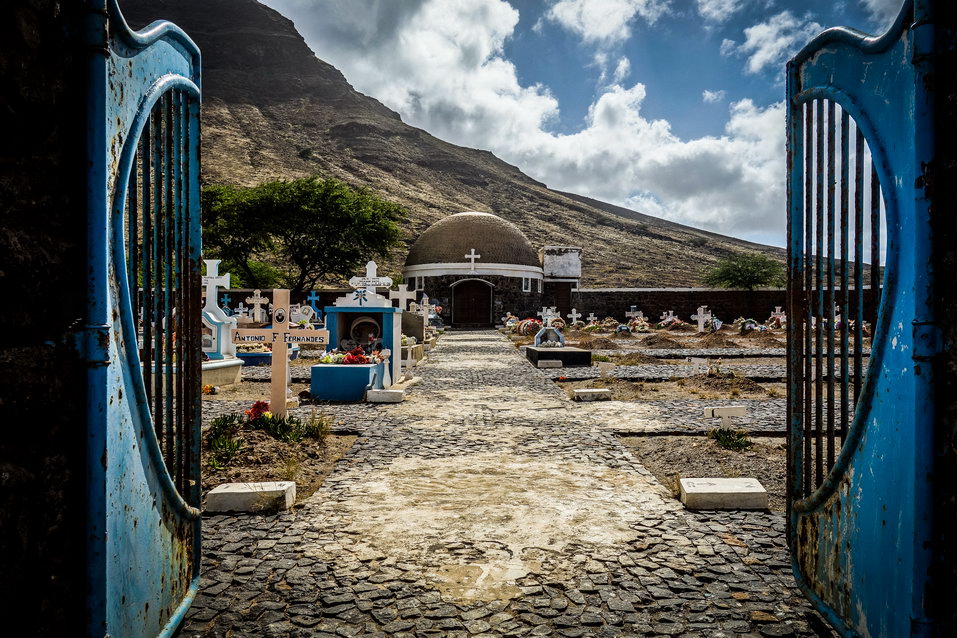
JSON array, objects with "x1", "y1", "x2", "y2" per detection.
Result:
[
  {"x1": 73, "y1": 324, "x2": 111, "y2": 367},
  {"x1": 912, "y1": 320, "x2": 941, "y2": 361}
]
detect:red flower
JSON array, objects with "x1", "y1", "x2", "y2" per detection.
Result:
[{"x1": 245, "y1": 400, "x2": 270, "y2": 421}]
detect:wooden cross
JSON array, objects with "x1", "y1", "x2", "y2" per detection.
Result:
[
  {"x1": 464, "y1": 248, "x2": 481, "y2": 271},
  {"x1": 202, "y1": 259, "x2": 230, "y2": 312},
  {"x1": 233, "y1": 289, "x2": 329, "y2": 418},
  {"x1": 389, "y1": 284, "x2": 416, "y2": 311},
  {"x1": 567, "y1": 308, "x2": 581, "y2": 323},
  {"x1": 246, "y1": 289, "x2": 269, "y2": 323},
  {"x1": 625, "y1": 306, "x2": 642, "y2": 321},
  {"x1": 691, "y1": 305, "x2": 711, "y2": 331}
]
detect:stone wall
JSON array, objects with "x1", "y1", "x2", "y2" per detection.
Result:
[
  {"x1": 422, "y1": 274, "x2": 542, "y2": 324},
  {"x1": 571, "y1": 288, "x2": 788, "y2": 323},
  {"x1": 0, "y1": 2, "x2": 87, "y2": 633}
]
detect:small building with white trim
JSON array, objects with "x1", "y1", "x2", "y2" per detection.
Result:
[{"x1": 403, "y1": 212, "x2": 581, "y2": 326}]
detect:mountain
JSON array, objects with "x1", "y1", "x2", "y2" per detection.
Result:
[{"x1": 121, "y1": 0, "x2": 785, "y2": 287}]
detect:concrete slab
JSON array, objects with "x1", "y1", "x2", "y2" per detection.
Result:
[
  {"x1": 679, "y1": 478, "x2": 767, "y2": 510},
  {"x1": 537, "y1": 360, "x2": 563, "y2": 368},
  {"x1": 574, "y1": 388, "x2": 612, "y2": 401},
  {"x1": 367, "y1": 389, "x2": 405, "y2": 403},
  {"x1": 206, "y1": 481, "x2": 296, "y2": 513}
]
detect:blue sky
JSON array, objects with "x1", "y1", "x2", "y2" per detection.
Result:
[{"x1": 262, "y1": 0, "x2": 903, "y2": 247}]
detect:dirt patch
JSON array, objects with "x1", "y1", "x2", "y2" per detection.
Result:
[
  {"x1": 693, "y1": 333, "x2": 741, "y2": 348},
  {"x1": 641, "y1": 334, "x2": 686, "y2": 349},
  {"x1": 610, "y1": 352, "x2": 660, "y2": 365},
  {"x1": 202, "y1": 429, "x2": 357, "y2": 505},
  {"x1": 618, "y1": 435, "x2": 787, "y2": 511},
  {"x1": 576, "y1": 337, "x2": 617, "y2": 350},
  {"x1": 739, "y1": 332, "x2": 786, "y2": 347},
  {"x1": 560, "y1": 377, "x2": 784, "y2": 400},
  {"x1": 666, "y1": 323, "x2": 697, "y2": 332},
  {"x1": 203, "y1": 379, "x2": 311, "y2": 403},
  {"x1": 676, "y1": 373, "x2": 769, "y2": 396}
]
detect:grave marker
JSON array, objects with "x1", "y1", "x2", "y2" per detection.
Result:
[
  {"x1": 587, "y1": 313, "x2": 598, "y2": 323},
  {"x1": 691, "y1": 305, "x2": 712, "y2": 332},
  {"x1": 703, "y1": 405, "x2": 748, "y2": 429},
  {"x1": 246, "y1": 289, "x2": 269, "y2": 323},
  {"x1": 660, "y1": 310, "x2": 676, "y2": 322},
  {"x1": 349, "y1": 260, "x2": 393, "y2": 295},
  {"x1": 389, "y1": 284, "x2": 416, "y2": 311},
  {"x1": 567, "y1": 308, "x2": 582, "y2": 323},
  {"x1": 625, "y1": 306, "x2": 643, "y2": 321},
  {"x1": 307, "y1": 290, "x2": 322, "y2": 314},
  {"x1": 686, "y1": 357, "x2": 709, "y2": 374},
  {"x1": 233, "y1": 289, "x2": 329, "y2": 418}
]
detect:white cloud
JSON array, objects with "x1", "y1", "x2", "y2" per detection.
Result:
[
  {"x1": 860, "y1": 0, "x2": 901, "y2": 29},
  {"x1": 695, "y1": 0, "x2": 746, "y2": 23},
  {"x1": 612, "y1": 56, "x2": 631, "y2": 83},
  {"x1": 262, "y1": 0, "x2": 787, "y2": 244},
  {"x1": 543, "y1": 0, "x2": 671, "y2": 45},
  {"x1": 702, "y1": 89, "x2": 726, "y2": 103},
  {"x1": 729, "y1": 11, "x2": 823, "y2": 74}
]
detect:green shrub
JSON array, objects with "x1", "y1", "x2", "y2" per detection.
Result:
[
  {"x1": 707, "y1": 428, "x2": 753, "y2": 451},
  {"x1": 207, "y1": 432, "x2": 244, "y2": 469}
]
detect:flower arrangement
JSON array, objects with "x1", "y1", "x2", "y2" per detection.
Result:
[
  {"x1": 548, "y1": 317, "x2": 567, "y2": 331},
  {"x1": 517, "y1": 319, "x2": 542, "y2": 336},
  {"x1": 568, "y1": 320, "x2": 586, "y2": 330},
  {"x1": 733, "y1": 317, "x2": 766, "y2": 333},
  {"x1": 319, "y1": 346, "x2": 388, "y2": 365},
  {"x1": 582, "y1": 323, "x2": 602, "y2": 333},
  {"x1": 245, "y1": 400, "x2": 270, "y2": 421},
  {"x1": 601, "y1": 317, "x2": 619, "y2": 329},
  {"x1": 628, "y1": 317, "x2": 651, "y2": 333},
  {"x1": 237, "y1": 342, "x2": 270, "y2": 353},
  {"x1": 704, "y1": 316, "x2": 723, "y2": 333},
  {"x1": 202, "y1": 384, "x2": 219, "y2": 395},
  {"x1": 656, "y1": 315, "x2": 687, "y2": 330}
]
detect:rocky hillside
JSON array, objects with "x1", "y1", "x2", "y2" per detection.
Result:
[{"x1": 122, "y1": 0, "x2": 785, "y2": 287}]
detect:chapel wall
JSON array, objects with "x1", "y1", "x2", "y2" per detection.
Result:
[
  {"x1": 423, "y1": 274, "x2": 541, "y2": 324},
  {"x1": 0, "y1": 1, "x2": 88, "y2": 632}
]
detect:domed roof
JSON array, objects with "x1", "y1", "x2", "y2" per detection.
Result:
[{"x1": 405, "y1": 212, "x2": 540, "y2": 268}]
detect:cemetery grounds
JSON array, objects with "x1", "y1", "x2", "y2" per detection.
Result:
[{"x1": 190, "y1": 326, "x2": 840, "y2": 637}]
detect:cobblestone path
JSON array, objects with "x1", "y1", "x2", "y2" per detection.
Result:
[{"x1": 185, "y1": 331, "x2": 832, "y2": 637}]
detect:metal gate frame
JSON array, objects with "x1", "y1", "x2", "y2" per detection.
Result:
[
  {"x1": 785, "y1": 1, "x2": 939, "y2": 636},
  {"x1": 84, "y1": 1, "x2": 202, "y2": 636}
]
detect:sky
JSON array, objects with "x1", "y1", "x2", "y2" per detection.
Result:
[{"x1": 260, "y1": 0, "x2": 904, "y2": 248}]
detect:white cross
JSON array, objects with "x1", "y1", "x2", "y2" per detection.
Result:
[
  {"x1": 567, "y1": 308, "x2": 581, "y2": 323},
  {"x1": 625, "y1": 306, "x2": 642, "y2": 321},
  {"x1": 201, "y1": 259, "x2": 230, "y2": 312},
  {"x1": 537, "y1": 307, "x2": 555, "y2": 323},
  {"x1": 587, "y1": 313, "x2": 598, "y2": 323},
  {"x1": 691, "y1": 305, "x2": 712, "y2": 332},
  {"x1": 234, "y1": 302, "x2": 248, "y2": 318},
  {"x1": 660, "y1": 310, "x2": 675, "y2": 322},
  {"x1": 464, "y1": 248, "x2": 481, "y2": 271},
  {"x1": 246, "y1": 289, "x2": 268, "y2": 323},
  {"x1": 349, "y1": 260, "x2": 393, "y2": 293},
  {"x1": 389, "y1": 284, "x2": 416, "y2": 311}
]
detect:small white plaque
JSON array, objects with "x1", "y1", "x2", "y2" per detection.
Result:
[{"x1": 679, "y1": 477, "x2": 767, "y2": 510}]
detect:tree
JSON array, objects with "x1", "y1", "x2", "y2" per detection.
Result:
[
  {"x1": 702, "y1": 252, "x2": 785, "y2": 290},
  {"x1": 201, "y1": 177, "x2": 407, "y2": 297}
]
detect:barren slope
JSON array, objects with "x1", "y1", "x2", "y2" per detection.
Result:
[{"x1": 123, "y1": 0, "x2": 785, "y2": 286}]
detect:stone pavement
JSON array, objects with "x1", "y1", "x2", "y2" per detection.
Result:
[{"x1": 185, "y1": 331, "x2": 833, "y2": 637}]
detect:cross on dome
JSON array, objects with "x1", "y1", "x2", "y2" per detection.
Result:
[{"x1": 464, "y1": 248, "x2": 481, "y2": 271}]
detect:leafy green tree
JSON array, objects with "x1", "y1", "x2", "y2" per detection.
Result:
[
  {"x1": 702, "y1": 252, "x2": 785, "y2": 290},
  {"x1": 202, "y1": 177, "x2": 407, "y2": 296}
]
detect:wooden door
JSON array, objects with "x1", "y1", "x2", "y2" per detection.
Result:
[{"x1": 453, "y1": 280, "x2": 491, "y2": 326}]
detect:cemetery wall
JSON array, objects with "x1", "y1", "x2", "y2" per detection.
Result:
[
  {"x1": 571, "y1": 288, "x2": 789, "y2": 322},
  {"x1": 423, "y1": 275, "x2": 543, "y2": 323},
  {"x1": 0, "y1": 2, "x2": 88, "y2": 633}
]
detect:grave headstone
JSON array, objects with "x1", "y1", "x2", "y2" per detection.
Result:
[
  {"x1": 567, "y1": 308, "x2": 582, "y2": 323},
  {"x1": 687, "y1": 357, "x2": 709, "y2": 374},
  {"x1": 691, "y1": 305, "x2": 712, "y2": 332},
  {"x1": 233, "y1": 289, "x2": 329, "y2": 418},
  {"x1": 389, "y1": 284, "x2": 416, "y2": 311},
  {"x1": 587, "y1": 313, "x2": 598, "y2": 323},
  {"x1": 625, "y1": 306, "x2": 643, "y2": 321},
  {"x1": 246, "y1": 289, "x2": 269, "y2": 323},
  {"x1": 201, "y1": 260, "x2": 238, "y2": 359},
  {"x1": 660, "y1": 310, "x2": 676, "y2": 322}
]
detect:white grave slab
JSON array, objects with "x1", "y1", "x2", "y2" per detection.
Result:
[
  {"x1": 679, "y1": 478, "x2": 768, "y2": 510},
  {"x1": 703, "y1": 405, "x2": 748, "y2": 429},
  {"x1": 205, "y1": 481, "x2": 296, "y2": 513},
  {"x1": 367, "y1": 389, "x2": 405, "y2": 403},
  {"x1": 596, "y1": 361, "x2": 615, "y2": 377},
  {"x1": 574, "y1": 388, "x2": 612, "y2": 401}
]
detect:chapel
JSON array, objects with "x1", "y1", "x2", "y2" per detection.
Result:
[{"x1": 402, "y1": 211, "x2": 582, "y2": 326}]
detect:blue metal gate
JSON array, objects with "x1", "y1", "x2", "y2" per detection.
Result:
[
  {"x1": 786, "y1": 1, "x2": 939, "y2": 635},
  {"x1": 85, "y1": 1, "x2": 202, "y2": 636}
]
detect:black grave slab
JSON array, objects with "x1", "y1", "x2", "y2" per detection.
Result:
[{"x1": 525, "y1": 346, "x2": 592, "y2": 367}]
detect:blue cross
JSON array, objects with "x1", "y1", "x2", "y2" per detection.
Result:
[
  {"x1": 220, "y1": 293, "x2": 232, "y2": 307},
  {"x1": 307, "y1": 290, "x2": 321, "y2": 312}
]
